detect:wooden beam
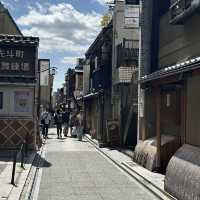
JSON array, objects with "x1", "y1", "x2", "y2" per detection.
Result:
[
  {"x1": 181, "y1": 80, "x2": 187, "y2": 144},
  {"x1": 156, "y1": 86, "x2": 161, "y2": 169},
  {"x1": 192, "y1": 68, "x2": 200, "y2": 76}
]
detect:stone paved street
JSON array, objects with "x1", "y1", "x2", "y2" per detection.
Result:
[{"x1": 37, "y1": 129, "x2": 160, "y2": 200}]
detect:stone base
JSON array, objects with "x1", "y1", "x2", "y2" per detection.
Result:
[
  {"x1": 133, "y1": 135, "x2": 179, "y2": 171},
  {"x1": 165, "y1": 144, "x2": 200, "y2": 200}
]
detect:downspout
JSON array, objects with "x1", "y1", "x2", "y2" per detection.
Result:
[{"x1": 137, "y1": 0, "x2": 143, "y2": 142}]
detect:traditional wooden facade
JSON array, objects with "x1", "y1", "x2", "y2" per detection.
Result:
[
  {"x1": 0, "y1": 35, "x2": 39, "y2": 149},
  {"x1": 137, "y1": 0, "x2": 200, "y2": 199},
  {"x1": 84, "y1": 22, "x2": 113, "y2": 147}
]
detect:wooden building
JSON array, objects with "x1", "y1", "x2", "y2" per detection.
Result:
[
  {"x1": 84, "y1": 22, "x2": 113, "y2": 147},
  {"x1": 0, "y1": 3, "x2": 39, "y2": 149},
  {"x1": 64, "y1": 60, "x2": 84, "y2": 112},
  {"x1": 0, "y1": 35, "x2": 39, "y2": 149},
  {"x1": 136, "y1": 0, "x2": 200, "y2": 199}
]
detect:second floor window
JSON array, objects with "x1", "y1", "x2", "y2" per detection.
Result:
[
  {"x1": 117, "y1": 39, "x2": 139, "y2": 68},
  {"x1": 123, "y1": 39, "x2": 137, "y2": 49},
  {"x1": 125, "y1": 0, "x2": 139, "y2": 5}
]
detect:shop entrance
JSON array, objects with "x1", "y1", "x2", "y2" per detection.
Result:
[{"x1": 159, "y1": 84, "x2": 182, "y2": 170}]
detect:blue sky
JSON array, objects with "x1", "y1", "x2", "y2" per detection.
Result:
[{"x1": 1, "y1": 0, "x2": 108, "y2": 90}]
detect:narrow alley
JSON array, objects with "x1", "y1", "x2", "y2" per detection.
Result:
[{"x1": 33, "y1": 129, "x2": 160, "y2": 200}]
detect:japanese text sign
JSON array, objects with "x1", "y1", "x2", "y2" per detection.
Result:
[{"x1": 0, "y1": 45, "x2": 36, "y2": 76}]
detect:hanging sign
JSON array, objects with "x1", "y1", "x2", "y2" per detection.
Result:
[{"x1": 39, "y1": 59, "x2": 50, "y2": 86}]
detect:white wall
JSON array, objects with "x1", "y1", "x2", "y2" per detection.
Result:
[{"x1": 0, "y1": 86, "x2": 34, "y2": 117}]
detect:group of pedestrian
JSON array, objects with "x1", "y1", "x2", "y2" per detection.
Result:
[
  {"x1": 68, "y1": 112, "x2": 83, "y2": 141},
  {"x1": 54, "y1": 108, "x2": 70, "y2": 139},
  {"x1": 40, "y1": 107, "x2": 83, "y2": 141}
]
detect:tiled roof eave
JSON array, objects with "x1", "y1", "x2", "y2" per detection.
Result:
[
  {"x1": 140, "y1": 58, "x2": 200, "y2": 84},
  {"x1": 0, "y1": 34, "x2": 39, "y2": 46},
  {"x1": 83, "y1": 92, "x2": 99, "y2": 100}
]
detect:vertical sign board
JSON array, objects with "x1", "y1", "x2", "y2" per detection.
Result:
[
  {"x1": 124, "y1": 5, "x2": 140, "y2": 28},
  {"x1": 39, "y1": 59, "x2": 50, "y2": 86}
]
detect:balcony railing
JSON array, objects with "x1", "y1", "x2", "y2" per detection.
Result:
[
  {"x1": 117, "y1": 45, "x2": 139, "y2": 68},
  {"x1": 170, "y1": 0, "x2": 200, "y2": 24}
]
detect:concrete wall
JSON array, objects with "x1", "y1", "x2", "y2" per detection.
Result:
[
  {"x1": 186, "y1": 74, "x2": 200, "y2": 147},
  {"x1": 112, "y1": 1, "x2": 139, "y2": 83},
  {"x1": 159, "y1": 12, "x2": 200, "y2": 68},
  {"x1": 112, "y1": 1, "x2": 139, "y2": 121}
]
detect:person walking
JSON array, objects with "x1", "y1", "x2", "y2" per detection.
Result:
[
  {"x1": 54, "y1": 110, "x2": 63, "y2": 139},
  {"x1": 76, "y1": 112, "x2": 83, "y2": 141},
  {"x1": 41, "y1": 109, "x2": 51, "y2": 139},
  {"x1": 62, "y1": 108, "x2": 70, "y2": 137}
]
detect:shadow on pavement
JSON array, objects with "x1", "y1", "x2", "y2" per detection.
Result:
[
  {"x1": 0, "y1": 150, "x2": 17, "y2": 162},
  {"x1": 40, "y1": 157, "x2": 52, "y2": 168},
  {"x1": 0, "y1": 150, "x2": 52, "y2": 168},
  {"x1": 31, "y1": 152, "x2": 52, "y2": 168}
]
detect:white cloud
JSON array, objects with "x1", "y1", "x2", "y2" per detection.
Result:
[
  {"x1": 93, "y1": 0, "x2": 114, "y2": 6},
  {"x1": 61, "y1": 56, "x2": 77, "y2": 66},
  {"x1": 1, "y1": 0, "x2": 14, "y2": 10},
  {"x1": 17, "y1": 3, "x2": 102, "y2": 54},
  {"x1": 94, "y1": 0, "x2": 106, "y2": 6}
]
